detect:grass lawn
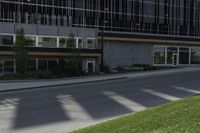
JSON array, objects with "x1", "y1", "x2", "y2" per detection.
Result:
[{"x1": 71, "y1": 95, "x2": 200, "y2": 133}]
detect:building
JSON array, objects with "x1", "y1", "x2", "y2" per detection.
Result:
[{"x1": 1, "y1": 0, "x2": 200, "y2": 74}]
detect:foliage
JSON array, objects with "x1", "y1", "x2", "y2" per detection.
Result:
[
  {"x1": 0, "y1": 71, "x2": 57, "y2": 80},
  {"x1": 13, "y1": 28, "x2": 28, "y2": 74},
  {"x1": 65, "y1": 33, "x2": 83, "y2": 76},
  {"x1": 133, "y1": 64, "x2": 156, "y2": 71},
  {"x1": 35, "y1": 71, "x2": 57, "y2": 79},
  {"x1": 66, "y1": 33, "x2": 76, "y2": 48},
  {"x1": 25, "y1": 38, "x2": 35, "y2": 46}
]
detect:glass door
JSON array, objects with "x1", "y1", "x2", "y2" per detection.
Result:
[
  {"x1": 167, "y1": 47, "x2": 178, "y2": 65},
  {"x1": 86, "y1": 60, "x2": 95, "y2": 73},
  {"x1": 173, "y1": 53, "x2": 178, "y2": 66}
]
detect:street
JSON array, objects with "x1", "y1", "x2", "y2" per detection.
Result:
[{"x1": 1, "y1": 70, "x2": 200, "y2": 133}]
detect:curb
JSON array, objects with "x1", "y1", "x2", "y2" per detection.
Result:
[
  {"x1": 0, "y1": 67, "x2": 199, "y2": 94},
  {"x1": 0, "y1": 77, "x2": 127, "y2": 94}
]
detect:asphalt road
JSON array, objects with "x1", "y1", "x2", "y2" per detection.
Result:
[{"x1": 1, "y1": 70, "x2": 200, "y2": 133}]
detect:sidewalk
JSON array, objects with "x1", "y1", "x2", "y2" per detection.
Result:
[{"x1": 0, "y1": 67, "x2": 199, "y2": 93}]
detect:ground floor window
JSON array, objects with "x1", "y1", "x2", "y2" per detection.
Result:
[
  {"x1": 0, "y1": 60, "x2": 4, "y2": 73},
  {"x1": 4, "y1": 60, "x2": 14, "y2": 72},
  {"x1": 191, "y1": 48, "x2": 200, "y2": 64},
  {"x1": 27, "y1": 60, "x2": 36, "y2": 72},
  {"x1": 38, "y1": 60, "x2": 48, "y2": 71},
  {"x1": 0, "y1": 58, "x2": 98, "y2": 74},
  {"x1": 167, "y1": 47, "x2": 178, "y2": 65},
  {"x1": 179, "y1": 48, "x2": 189, "y2": 64},
  {"x1": 154, "y1": 46, "x2": 200, "y2": 66},
  {"x1": 153, "y1": 47, "x2": 165, "y2": 64}
]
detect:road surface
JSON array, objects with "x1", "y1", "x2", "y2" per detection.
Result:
[{"x1": 1, "y1": 70, "x2": 200, "y2": 133}]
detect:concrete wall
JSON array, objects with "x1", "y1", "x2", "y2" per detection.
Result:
[{"x1": 104, "y1": 41, "x2": 153, "y2": 68}]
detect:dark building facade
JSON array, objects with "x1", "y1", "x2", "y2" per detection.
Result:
[
  {"x1": 2, "y1": 0, "x2": 200, "y2": 36},
  {"x1": 1, "y1": 0, "x2": 200, "y2": 73}
]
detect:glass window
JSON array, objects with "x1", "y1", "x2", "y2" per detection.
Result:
[
  {"x1": 25, "y1": 36, "x2": 36, "y2": 46},
  {"x1": 0, "y1": 35, "x2": 13, "y2": 46},
  {"x1": 154, "y1": 47, "x2": 165, "y2": 64},
  {"x1": 179, "y1": 48, "x2": 189, "y2": 64},
  {"x1": 38, "y1": 60, "x2": 48, "y2": 71},
  {"x1": 167, "y1": 47, "x2": 178, "y2": 64},
  {"x1": 4, "y1": 60, "x2": 14, "y2": 72},
  {"x1": 191, "y1": 48, "x2": 200, "y2": 64},
  {"x1": 38, "y1": 37, "x2": 57, "y2": 47},
  {"x1": 48, "y1": 60, "x2": 58, "y2": 72},
  {"x1": 59, "y1": 38, "x2": 68, "y2": 48},
  {"x1": 27, "y1": 60, "x2": 36, "y2": 72},
  {"x1": 77, "y1": 38, "x2": 83, "y2": 48},
  {"x1": 0, "y1": 60, "x2": 3, "y2": 73},
  {"x1": 87, "y1": 39, "x2": 95, "y2": 49}
]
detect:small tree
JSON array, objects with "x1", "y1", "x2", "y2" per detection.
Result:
[
  {"x1": 66, "y1": 33, "x2": 76, "y2": 48},
  {"x1": 65, "y1": 33, "x2": 82, "y2": 75},
  {"x1": 13, "y1": 28, "x2": 28, "y2": 74}
]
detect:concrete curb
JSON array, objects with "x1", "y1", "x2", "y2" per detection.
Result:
[
  {"x1": 0, "y1": 77, "x2": 127, "y2": 93},
  {"x1": 0, "y1": 67, "x2": 199, "y2": 94},
  {"x1": 0, "y1": 67, "x2": 180, "y2": 83}
]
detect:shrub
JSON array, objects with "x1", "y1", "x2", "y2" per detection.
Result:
[
  {"x1": 35, "y1": 71, "x2": 57, "y2": 79},
  {"x1": 133, "y1": 64, "x2": 156, "y2": 71}
]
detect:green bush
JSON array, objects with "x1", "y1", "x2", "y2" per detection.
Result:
[
  {"x1": 0, "y1": 71, "x2": 57, "y2": 80},
  {"x1": 35, "y1": 71, "x2": 57, "y2": 79},
  {"x1": 133, "y1": 64, "x2": 156, "y2": 71},
  {"x1": 101, "y1": 65, "x2": 110, "y2": 74}
]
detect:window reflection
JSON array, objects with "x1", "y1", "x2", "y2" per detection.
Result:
[
  {"x1": 78, "y1": 38, "x2": 83, "y2": 48},
  {"x1": 87, "y1": 39, "x2": 95, "y2": 49},
  {"x1": 25, "y1": 36, "x2": 36, "y2": 46},
  {"x1": 179, "y1": 48, "x2": 189, "y2": 64},
  {"x1": 154, "y1": 47, "x2": 165, "y2": 64},
  {"x1": 38, "y1": 37, "x2": 57, "y2": 47},
  {"x1": 59, "y1": 38, "x2": 68, "y2": 48},
  {"x1": 167, "y1": 47, "x2": 177, "y2": 64},
  {"x1": 0, "y1": 35, "x2": 13, "y2": 46},
  {"x1": 191, "y1": 48, "x2": 200, "y2": 64}
]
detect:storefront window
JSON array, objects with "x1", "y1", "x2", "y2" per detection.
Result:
[
  {"x1": 154, "y1": 47, "x2": 165, "y2": 64},
  {"x1": 38, "y1": 37, "x2": 57, "y2": 47},
  {"x1": 4, "y1": 60, "x2": 14, "y2": 72},
  {"x1": 48, "y1": 60, "x2": 58, "y2": 72},
  {"x1": 27, "y1": 60, "x2": 36, "y2": 72},
  {"x1": 191, "y1": 48, "x2": 200, "y2": 64},
  {"x1": 0, "y1": 60, "x2": 3, "y2": 73},
  {"x1": 38, "y1": 60, "x2": 48, "y2": 71},
  {"x1": 87, "y1": 39, "x2": 95, "y2": 49},
  {"x1": 25, "y1": 36, "x2": 36, "y2": 47},
  {"x1": 167, "y1": 47, "x2": 178, "y2": 64},
  {"x1": 0, "y1": 35, "x2": 13, "y2": 46},
  {"x1": 179, "y1": 48, "x2": 189, "y2": 64}
]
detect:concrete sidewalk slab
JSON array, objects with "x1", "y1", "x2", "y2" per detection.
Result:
[{"x1": 0, "y1": 67, "x2": 199, "y2": 93}]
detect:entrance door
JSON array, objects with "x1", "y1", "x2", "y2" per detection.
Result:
[
  {"x1": 173, "y1": 54, "x2": 178, "y2": 66},
  {"x1": 86, "y1": 61, "x2": 95, "y2": 73}
]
